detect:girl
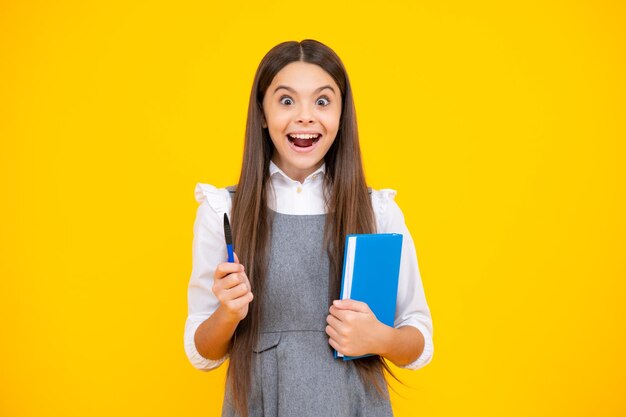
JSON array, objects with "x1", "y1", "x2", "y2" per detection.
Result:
[{"x1": 184, "y1": 39, "x2": 434, "y2": 417}]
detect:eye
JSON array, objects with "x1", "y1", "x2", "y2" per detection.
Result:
[
  {"x1": 316, "y1": 95, "x2": 331, "y2": 106},
  {"x1": 279, "y1": 95, "x2": 294, "y2": 105}
]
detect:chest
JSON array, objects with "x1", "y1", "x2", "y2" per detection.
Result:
[{"x1": 260, "y1": 210, "x2": 331, "y2": 332}]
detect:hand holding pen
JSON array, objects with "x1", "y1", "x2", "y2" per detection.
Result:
[{"x1": 210, "y1": 213, "x2": 254, "y2": 324}]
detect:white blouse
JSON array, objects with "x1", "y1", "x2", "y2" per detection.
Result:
[{"x1": 185, "y1": 160, "x2": 434, "y2": 371}]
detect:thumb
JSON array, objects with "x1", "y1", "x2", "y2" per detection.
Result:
[
  {"x1": 333, "y1": 299, "x2": 369, "y2": 312},
  {"x1": 233, "y1": 251, "x2": 250, "y2": 290}
]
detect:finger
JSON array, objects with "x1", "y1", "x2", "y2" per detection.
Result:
[
  {"x1": 216, "y1": 273, "x2": 243, "y2": 290},
  {"x1": 226, "y1": 291, "x2": 254, "y2": 309},
  {"x1": 233, "y1": 252, "x2": 245, "y2": 272},
  {"x1": 240, "y1": 272, "x2": 252, "y2": 292},
  {"x1": 328, "y1": 337, "x2": 341, "y2": 352},
  {"x1": 325, "y1": 324, "x2": 341, "y2": 342},
  {"x1": 226, "y1": 282, "x2": 250, "y2": 299},
  {"x1": 331, "y1": 307, "x2": 354, "y2": 324},
  {"x1": 332, "y1": 299, "x2": 369, "y2": 312},
  {"x1": 232, "y1": 252, "x2": 247, "y2": 282},
  {"x1": 215, "y1": 262, "x2": 244, "y2": 279},
  {"x1": 326, "y1": 313, "x2": 345, "y2": 332},
  {"x1": 329, "y1": 305, "x2": 345, "y2": 320}
]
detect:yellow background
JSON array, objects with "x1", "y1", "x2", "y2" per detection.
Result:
[{"x1": 1, "y1": 1, "x2": 624, "y2": 416}]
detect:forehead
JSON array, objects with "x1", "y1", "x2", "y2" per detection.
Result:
[{"x1": 270, "y1": 62, "x2": 338, "y2": 92}]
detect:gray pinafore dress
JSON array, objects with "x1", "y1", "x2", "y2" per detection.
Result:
[{"x1": 221, "y1": 186, "x2": 393, "y2": 417}]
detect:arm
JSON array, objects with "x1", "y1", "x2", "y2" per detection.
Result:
[
  {"x1": 326, "y1": 190, "x2": 434, "y2": 369},
  {"x1": 194, "y1": 251, "x2": 253, "y2": 361},
  {"x1": 384, "y1": 195, "x2": 434, "y2": 369},
  {"x1": 377, "y1": 323, "x2": 425, "y2": 367},
  {"x1": 184, "y1": 200, "x2": 228, "y2": 371},
  {"x1": 193, "y1": 291, "x2": 245, "y2": 361},
  {"x1": 327, "y1": 300, "x2": 428, "y2": 367},
  {"x1": 184, "y1": 191, "x2": 252, "y2": 371}
]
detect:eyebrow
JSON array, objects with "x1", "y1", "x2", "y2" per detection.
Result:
[{"x1": 273, "y1": 85, "x2": 336, "y2": 96}]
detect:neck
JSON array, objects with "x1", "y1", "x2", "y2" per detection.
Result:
[{"x1": 271, "y1": 157, "x2": 323, "y2": 184}]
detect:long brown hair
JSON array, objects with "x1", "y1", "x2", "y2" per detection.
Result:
[{"x1": 227, "y1": 39, "x2": 401, "y2": 417}]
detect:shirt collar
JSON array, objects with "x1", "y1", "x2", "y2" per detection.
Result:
[{"x1": 269, "y1": 159, "x2": 326, "y2": 184}]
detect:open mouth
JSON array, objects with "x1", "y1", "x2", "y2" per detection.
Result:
[{"x1": 287, "y1": 134, "x2": 322, "y2": 148}]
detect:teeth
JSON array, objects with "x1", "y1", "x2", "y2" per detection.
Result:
[{"x1": 288, "y1": 133, "x2": 321, "y2": 139}]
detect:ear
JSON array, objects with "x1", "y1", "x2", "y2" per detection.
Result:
[{"x1": 258, "y1": 103, "x2": 267, "y2": 128}]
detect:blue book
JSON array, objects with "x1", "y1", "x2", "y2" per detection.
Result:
[{"x1": 333, "y1": 233, "x2": 403, "y2": 361}]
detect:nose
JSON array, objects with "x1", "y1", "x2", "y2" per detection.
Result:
[{"x1": 296, "y1": 103, "x2": 315, "y2": 124}]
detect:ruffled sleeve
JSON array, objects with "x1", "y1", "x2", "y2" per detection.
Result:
[
  {"x1": 194, "y1": 183, "x2": 232, "y2": 214},
  {"x1": 184, "y1": 183, "x2": 233, "y2": 371},
  {"x1": 370, "y1": 188, "x2": 398, "y2": 234},
  {"x1": 370, "y1": 188, "x2": 435, "y2": 371}
]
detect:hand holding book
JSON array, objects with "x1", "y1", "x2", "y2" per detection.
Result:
[
  {"x1": 326, "y1": 298, "x2": 391, "y2": 358},
  {"x1": 327, "y1": 233, "x2": 403, "y2": 361}
]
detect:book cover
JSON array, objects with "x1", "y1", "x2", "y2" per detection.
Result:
[{"x1": 334, "y1": 233, "x2": 403, "y2": 361}]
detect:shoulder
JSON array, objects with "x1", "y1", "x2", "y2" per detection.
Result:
[
  {"x1": 369, "y1": 187, "x2": 404, "y2": 233},
  {"x1": 194, "y1": 183, "x2": 233, "y2": 216}
]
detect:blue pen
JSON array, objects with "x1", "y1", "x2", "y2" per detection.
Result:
[{"x1": 223, "y1": 213, "x2": 235, "y2": 263}]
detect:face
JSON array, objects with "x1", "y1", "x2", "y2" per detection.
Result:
[{"x1": 262, "y1": 61, "x2": 342, "y2": 183}]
